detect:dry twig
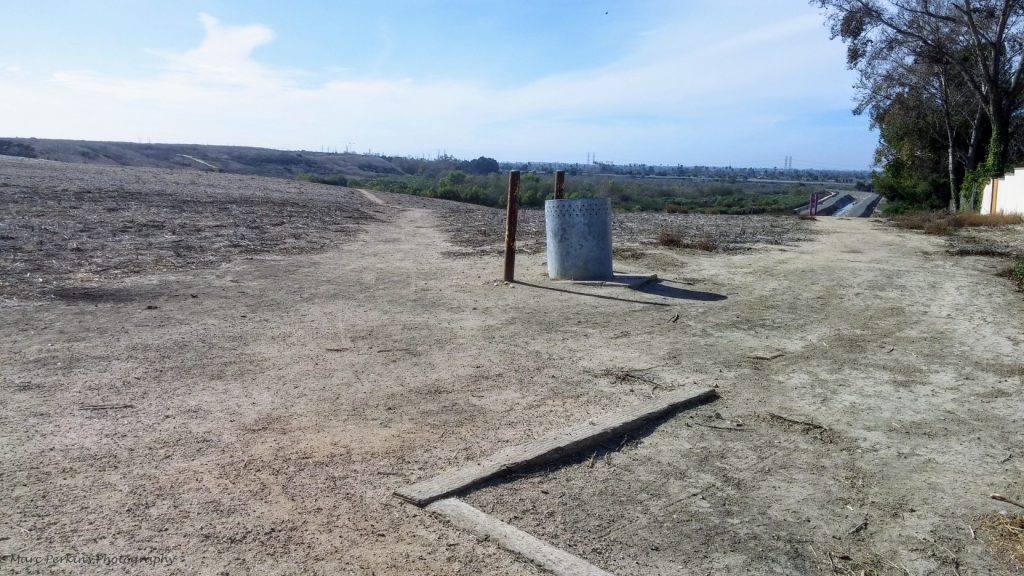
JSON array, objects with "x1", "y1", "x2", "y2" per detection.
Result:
[
  {"x1": 993, "y1": 493, "x2": 1024, "y2": 510},
  {"x1": 690, "y1": 422, "x2": 751, "y2": 432},
  {"x1": 748, "y1": 352, "x2": 785, "y2": 361},
  {"x1": 768, "y1": 411, "x2": 828, "y2": 431}
]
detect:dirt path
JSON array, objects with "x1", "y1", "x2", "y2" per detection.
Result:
[
  {"x1": 357, "y1": 188, "x2": 388, "y2": 206},
  {"x1": 3, "y1": 207, "x2": 547, "y2": 575},
  {"x1": 2, "y1": 204, "x2": 1022, "y2": 575},
  {"x1": 469, "y1": 217, "x2": 1024, "y2": 574}
]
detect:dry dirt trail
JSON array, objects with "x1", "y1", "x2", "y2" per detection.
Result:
[
  {"x1": 464, "y1": 216, "x2": 1024, "y2": 575},
  {"x1": 2, "y1": 192, "x2": 1023, "y2": 575}
]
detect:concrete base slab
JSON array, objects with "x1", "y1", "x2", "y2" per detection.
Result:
[{"x1": 556, "y1": 273, "x2": 658, "y2": 290}]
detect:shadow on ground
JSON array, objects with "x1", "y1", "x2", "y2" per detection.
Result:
[
  {"x1": 513, "y1": 278, "x2": 726, "y2": 306},
  {"x1": 636, "y1": 279, "x2": 728, "y2": 302}
]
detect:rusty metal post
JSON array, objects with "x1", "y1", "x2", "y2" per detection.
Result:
[
  {"x1": 554, "y1": 170, "x2": 566, "y2": 200},
  {"x1": 504, "y1": 171, "x2": 520, "y2": 282}
]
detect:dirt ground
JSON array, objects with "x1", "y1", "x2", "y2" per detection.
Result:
[
  {"x1": 0, "y1": 156, "x2": 383, "y2": 299},
  {"x1": 2, "y1": 158, "x2": 1023, "y2": 575},
  {"x1": 434, "y1": 200, "x2": 814, "y2": 258}
]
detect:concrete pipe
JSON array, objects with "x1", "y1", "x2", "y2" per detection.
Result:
[{"x1": 545, "y1": 197, "x2": 613, "y2": 280}]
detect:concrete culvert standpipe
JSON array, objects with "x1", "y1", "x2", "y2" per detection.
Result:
[{"x1": 545, "y1": 197, "x2": 613, "y2": 280}]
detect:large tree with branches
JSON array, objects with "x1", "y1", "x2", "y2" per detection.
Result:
[{"x1": 815, "y1": 0, "x2": 1024, "y2": 209}]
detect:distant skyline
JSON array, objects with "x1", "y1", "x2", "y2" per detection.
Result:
[{"x1": 1, "y1": 1, "x2": 877, "y2": 169}]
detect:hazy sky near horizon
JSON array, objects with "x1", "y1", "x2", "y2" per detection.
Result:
[{"x1": 1, "y1": 1, "x2": 877, "y2": 169}]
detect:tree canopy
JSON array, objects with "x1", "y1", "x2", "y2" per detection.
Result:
[
  {"x1": 462, "y1": 156, "x2": 500, "y2": 175},
  {"x1": 814, "y1": 0, "x2": 1024, "y2": 210}
]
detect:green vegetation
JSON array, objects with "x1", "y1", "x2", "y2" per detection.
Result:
[
  {"x1": 352, "y1": 170, "x2": 819, "y2": 214},
  {"x1": 379, "y1": 154, "x2": 501, "y2": 178},
  {"x1": 288, "y1": 150, "x2": 868, "y2": 214},
  {"x1": 628, "y1": 181, "x2": 811, "y2": 214},
  {"x1": 1003, "y1": 259, "x2": 1024, "y2": 290},
  {"x1": 297, "y1": 173, "x2": 348, "y2": 186},
  {"x1": 291, "y1": 151, "x2": 864, "y2": 214},
  {"x1": 817, "y1": 1, "x2": 1024, "y2": 211}
]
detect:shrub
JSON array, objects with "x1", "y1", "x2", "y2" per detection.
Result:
[
  {"x1": 879, "y1": 201, "x2": 920, "y2": 215},
  {"x1": 657, "y1": 229, "x2": 719, "y2": 251},
  {"x1": 889, "y1": 211, "x2": 939, "y2": 231},
  {"x1": 297, "y1": 173, "x2": 348, "y2": 186},
  {"x1": 953, "y1": 212, "x2": 1024, "y2": 227},
  {"x1": 980, "y1": 513, "x2": 1024, "y2": 564},
  {"x1": 657, "y1": 229, "x2": 683, "y2": 247},
  {"x1": 999, "y1": 259, "x2": 1024, "y2": 290},
  {"x1": 890, "y1": 211, "x2": 1024, "y2": 235}
]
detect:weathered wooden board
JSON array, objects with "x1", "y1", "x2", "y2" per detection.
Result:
[
  {"x1": 395, "y1": 387, "x2": 717, "y2": 506},
  {"x1": 428, "y1": 497, "x2": 614, "y2": 576}
]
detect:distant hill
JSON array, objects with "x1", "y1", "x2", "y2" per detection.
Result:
[{"x1": 0, "y1": 138, "x2": 405, "y2": 179}]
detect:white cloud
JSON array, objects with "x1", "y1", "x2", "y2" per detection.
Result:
[
  {"x1": 502, "y1": 12, "x2": 849, "y2": 119},
  {"x1": 0, "y1": 8, "x2": 872, "y2": 166},
  {"x1": 163, "y1": 13, "x2": 278, "y2": 89}
]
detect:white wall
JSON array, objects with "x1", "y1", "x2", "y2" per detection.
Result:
[
  {"x1": 980, "y1": 179, "x2": 994, "y2": 214},
  {"x1": 980, "y1": 168, "x2": 1024, "y2": 215}
]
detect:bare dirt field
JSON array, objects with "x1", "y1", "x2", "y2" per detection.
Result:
[
  {"x1": 0, "y1": 157, "x2": 384, "y2": 300},
  {"x1": 2, "y1": 157, "x2": 1022, "y2": 575}
]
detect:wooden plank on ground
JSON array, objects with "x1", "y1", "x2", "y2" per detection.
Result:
[
  {"x1": 428, "y1": 497, "x2": 614, "y2": 576},
  {"x1": 395, "y1": 387, "x2": 717, "y2": 506}
]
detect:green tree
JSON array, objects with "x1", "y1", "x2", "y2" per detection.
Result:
[
  {"x1": 461, "y1": 156, "x2": 500, "y2": 175},
  {"x1": 815, "y1": 0, "x2": 1024, "y2": 208}
]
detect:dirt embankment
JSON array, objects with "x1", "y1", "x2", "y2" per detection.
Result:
[
  {"x1": 0, "y1": 157, "x2": 384, "y2": 300},
  {"x1": 0, "y1": 138, "x2": 406, "y2": 177}
]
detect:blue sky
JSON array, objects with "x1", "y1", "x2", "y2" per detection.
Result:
[{"x1": 1, "y1": 1, "x2": 877, "y2": 168}]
